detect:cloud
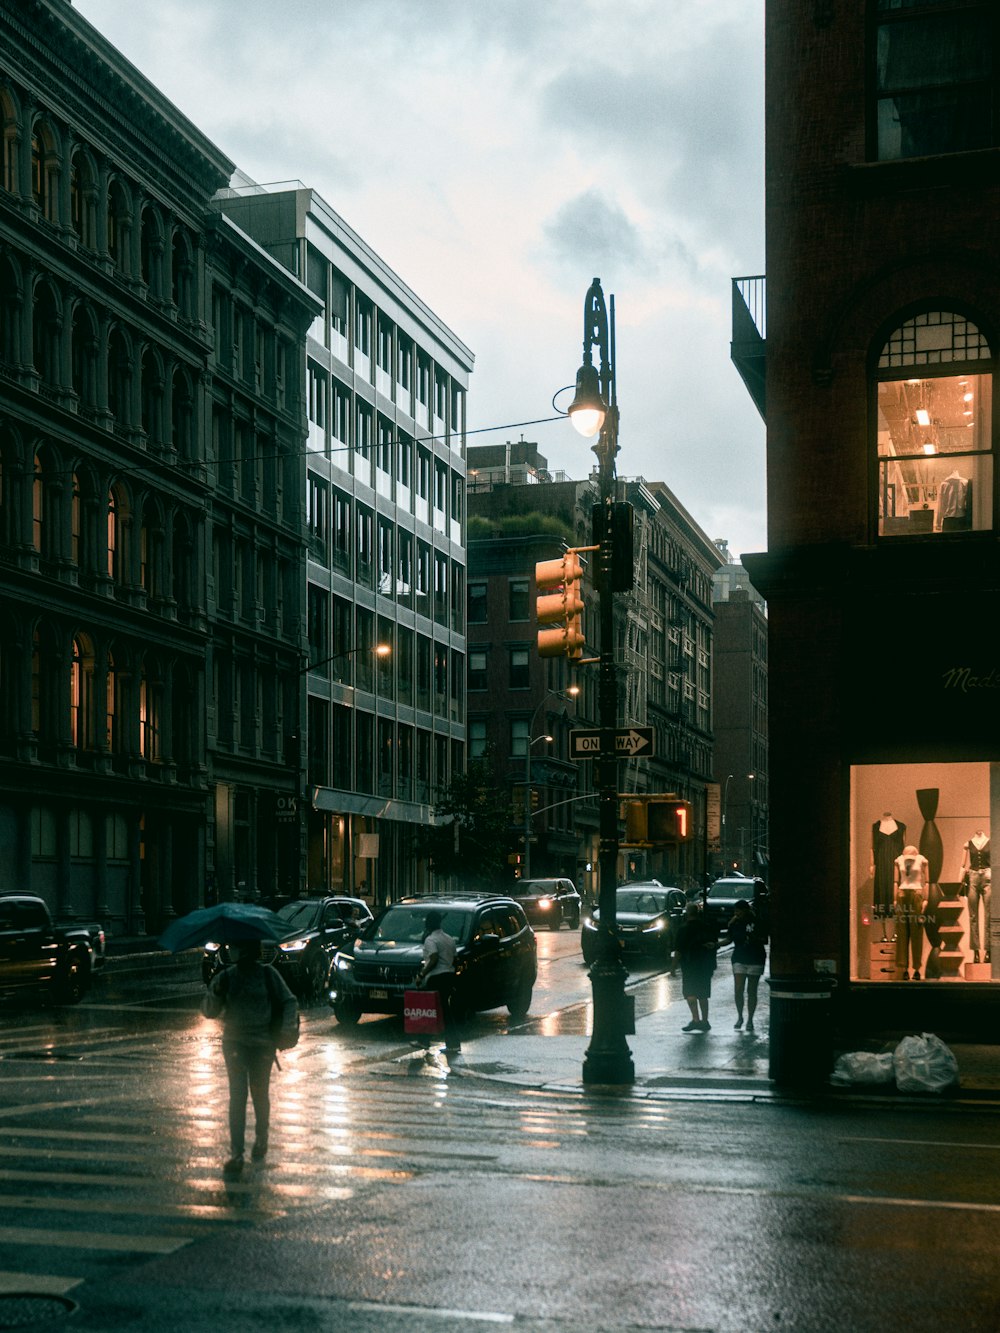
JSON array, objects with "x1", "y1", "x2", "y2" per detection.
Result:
[{"x1": 543, "y1": 190, "x2": 646, "y2": 273}]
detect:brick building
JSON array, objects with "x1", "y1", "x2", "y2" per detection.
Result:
[{"x1": 735, "y1": 0, "x2": 1000, "y2": 1038}]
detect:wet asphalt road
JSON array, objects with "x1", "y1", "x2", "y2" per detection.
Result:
[{"x1": 2, "y1": 934, "x2": 1000, "y2": 1331}]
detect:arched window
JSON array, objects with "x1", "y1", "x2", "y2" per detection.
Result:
[
  {"x1": 71, "y1": 472, "x2": 81, "y2": 566},
  {"x1": 70, "y1": 148, "x2": 97, "y2": 249},
  {"x1": 171, "y1": 367, "x2": 194, "y2": 458},
  {"x1": 71, "y1": 633, "x2": 95, "y2": 750},
  {"x1": 139, "y1": 661, "x2": 161, "y2": 762},
  {"x1": 32, "y1": 280, "x2": 60, "y2": 386},
  {"x1": 107, "y1": 486, "x2": 122, "y2": 581},
  {"x1": 107, "y1": 178, "x2": 130, "y2": 271},
  {"x1": 32, "y1": 452, "x2": 43, "y2": 553},
  {"x1": 1, "y1": 87, "x2": 18, "y2": 195},
  {"x1": 0, "y1": 253, "x2": 21, "y2": 368},
  {"x1": 875, "y1": 311, "x2": 994, "y2": 538},
  {"x1": 30, "y1": 120, "x2": 60, "y2": 224},
  {"x1": 171, "y1": 229, "x2": 194, "y2": 319},
  {"x1": 105, "y1": 650, "x2": 118, "y2": 753},
  {"x1": 107, "y1": 326, "x2": 131, "y2": 426},
  {"x1": 140, "y1": 346, "x2": 163, "y2": 443},
  {"x1": 71, "y1": 303, "x2": 97, "y2": 409},
  {"x1": 140, "y1": 205, "x2": 161, "y2": 294}
]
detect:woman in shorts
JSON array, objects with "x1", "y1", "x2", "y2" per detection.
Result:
[{"x1": 728, "y1": 898, "x2": 766, "y2": 1031}]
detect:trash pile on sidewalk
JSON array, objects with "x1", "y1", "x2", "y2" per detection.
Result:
[{"x1": 831, "y1": 1031, "x2": 959, "y2": 1093}]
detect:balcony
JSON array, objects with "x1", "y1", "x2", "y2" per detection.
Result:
[{"x1": 730, "y1": 275, "x2": 766, "y2": 420}]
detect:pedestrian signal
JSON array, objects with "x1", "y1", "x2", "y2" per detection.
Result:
[
  {"x1": 535, "y1": 551, "x2": 585, "y2": 659},
  {"x1": 621, "y1": 795, "x2": 693, "y2": 845}
]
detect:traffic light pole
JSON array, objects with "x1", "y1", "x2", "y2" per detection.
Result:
[{"x1": 576, "y1": 280, "x2": 635, "y2": 1086}]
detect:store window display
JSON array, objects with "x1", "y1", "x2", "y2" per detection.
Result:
[
  {"x1": 960, "y1": 831, "x2": 991, "y2": 967},
  {"x1": 852, "y1": 762, "x2": 997, "y2": 984}
]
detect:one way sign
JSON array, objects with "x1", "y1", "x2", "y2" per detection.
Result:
[{"x1": 570, "y1": 727, "x2": 656, "y2": 759}]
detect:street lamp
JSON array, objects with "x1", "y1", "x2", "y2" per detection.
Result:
[
  {"x1": 522, "y1": 732, "x2": 553, "y2": 878},
  {"x1": 521, "y1": 686, "x2": 579, "y2": 878},
  {"x1": 300, "y1": 642, "x2": 391, "y2": 675},
  {"x1": 567, "y1": 277, "x2": 634, "y2": 1086},
  {"x1": 721, "y1": 773, "x2": 735, "y2": 870}
]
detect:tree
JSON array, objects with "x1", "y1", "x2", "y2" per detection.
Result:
[{"x1": 417, "y1": 749, "x2": 513, "y2": 887}]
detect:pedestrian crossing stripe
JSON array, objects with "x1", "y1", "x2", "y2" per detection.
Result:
[{"x1": 0, "y1": 1272, "x2": 81, "y2": 1296}]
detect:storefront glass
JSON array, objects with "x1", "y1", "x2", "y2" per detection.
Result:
[{"x1": 851, "y1": 762, "x2": 996, "y2": 982}]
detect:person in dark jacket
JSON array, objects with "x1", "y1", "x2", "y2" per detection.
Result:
[
  {"x1": 674, "y1": 903, "x2": 718, "y2": 1032},
  {"x1": 728, "y1": 898, "x2": 767, "y2": 1031},
  {"x1": 203, "y1": 939, "x2": 297, "y2": 1175}
]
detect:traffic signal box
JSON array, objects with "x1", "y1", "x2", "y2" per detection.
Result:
[
  {"x1": 622, "y1": 795, "x2": 693, "y2": 846},
  {"x1": 535, "y1": 551, "x2": 586, "y2": 659}
]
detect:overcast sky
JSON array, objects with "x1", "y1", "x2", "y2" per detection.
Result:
[{"x1": 76, "y1": 0, "x2": 767, "y2": 559}]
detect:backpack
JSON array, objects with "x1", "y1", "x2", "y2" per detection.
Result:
[{"x1": 263, "y1": 965, "x2": 300, "y2": 1050}]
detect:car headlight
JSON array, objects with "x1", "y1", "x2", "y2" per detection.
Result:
[
  {"x1": 582, "y1": 915, "x2": 595, "y2": 930},
  {"x1": 279, "y1": 938, "x2": 310, "y2": 954},
  {"x1": 642, "y1": 920, "x2": 666, "y2": 933},
  {"x1": 204, "y1": 941, "x2": 220, "y2": 954},
  {"x1": 335, "y1": 954, "x2": 354, "y2": 973},
  {"x1": 538, "y1": 898, "x2": 553, "y2": 911}
]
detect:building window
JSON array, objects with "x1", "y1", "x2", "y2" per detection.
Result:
[
  {"x1": 469, "y1": 718, "x2": 487, "y2": 759},
  {"x1": 509, "y1": 647, "x2": 530, "y2": 690},
  {"x1": 510, "y1": 716, "x2": 529, "y2": 758},
  {"x1": 469, "y1": 649, "x2": 488, "y2": 691},
  {"x1": 509, "y1": 579, "x2": 530, "y2": 622},
  {"x1": 468, "y1": 581, "x2": 487, "y2": 623},
  {"x1": 851, "y1": 760, "x2": 998, "y2": 984},
  {"x1": 873, "y1": 0, "x2": 996, "y2": 161},
  {"x1": 875, "y1": 310, "x2": 994, "y2": 538}
]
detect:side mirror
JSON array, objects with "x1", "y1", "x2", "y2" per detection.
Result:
[{"x1": 476, "y1": 933, "x2": 501, "y2": 952}]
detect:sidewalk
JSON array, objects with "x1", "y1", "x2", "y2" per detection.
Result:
[{"x1": 452, "y1": 976, "x2": 1000, "y2": 1106}]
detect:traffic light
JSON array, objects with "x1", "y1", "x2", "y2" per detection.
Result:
[
  {"x1": 649, "y1": 797, "x2": 692, "y2": 844},
  {"x1": 591, "y1": 501, "x2": 635, "y2": 592},
  {"x1": 621, "y1": 795, "x2": 693, "y2": 845},
  {"x1": 535, "y1": 551, "x2": 585, "y2": 659}
]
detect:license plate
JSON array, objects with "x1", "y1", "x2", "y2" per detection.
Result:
[{"x1": 369, "y1": 989, "x2": 389, "y2": 1000}]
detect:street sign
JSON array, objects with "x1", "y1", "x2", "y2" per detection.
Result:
[{"x1": 570, "y1": 727, "x2": 656, "y2": 759}]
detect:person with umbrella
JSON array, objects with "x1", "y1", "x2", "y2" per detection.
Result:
[{"x1": 160, "y1": 903, "x2": 298, "y2": 1176}]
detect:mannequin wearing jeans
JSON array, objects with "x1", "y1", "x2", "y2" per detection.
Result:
[
  {"x1": 895, "y1": 846, "x2": 928, "y2": 980},
  {"x1": 960, "y1": 833, "x2": 991, "y2": 963}
]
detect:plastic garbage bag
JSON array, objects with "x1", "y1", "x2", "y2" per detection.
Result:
[
  {"x1": 830, "y1": 1051, "x2": 895, "y2": 1086},
  {"x1": 893, "y1": 1032, "x2": 959, "y2": 1093}
]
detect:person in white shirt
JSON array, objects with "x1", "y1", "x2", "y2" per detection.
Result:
[{"x1": 414, "y1": 910, "x2": 461, "y2": 1054}]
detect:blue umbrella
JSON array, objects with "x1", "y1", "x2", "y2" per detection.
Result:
[{"x1": 158, "y1": 902, "x2": 294, "y2": 953}]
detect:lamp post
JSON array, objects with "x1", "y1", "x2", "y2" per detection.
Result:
[
  {"x1": 521, "y1": 686, "x2": 579, "y2": 878},
  {"x1": 721, "y1": 773, "x2": 734, "y2": 871},
  {"x1": 567, "y1": 277, "x2": 634, "y2": 1086},
  {"x1": 522, "y1": 732, "x2": 552, "y2": 877}
]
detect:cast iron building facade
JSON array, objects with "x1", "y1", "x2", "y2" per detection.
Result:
[
  {"x1": 216, "y1": 179, "x2": 474, "y2": 907},
  {"x1": 468, "y1": 443, "x2": 722, "y2": 896},
  {"x1": 736, "y1": 0, "x2": 1000, "y2": 1037},
  {"x1": 0, "y1": 1, "x2": 316, "y2": 930},
  {"x1": 710, "y1": 549, "x2": 768, "y2": 880}
]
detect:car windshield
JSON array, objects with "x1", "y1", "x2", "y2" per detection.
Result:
[
  {"x1": 707, "y1": 881, "x2": 754, "y2": 901},
  {"x1": 373, "y1": 906, "x2": 471, "y2": 945},
  {"x1": 277, "y1": 901, "x2": 322, "y2": 929},
  {"x1": 517, "y1": 883, "x2": 556, "y2": 896},
  {"x1": 616, "y1": 888, "x2": 668, "y2": 914}
]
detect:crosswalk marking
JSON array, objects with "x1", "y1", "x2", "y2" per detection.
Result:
[
  {"x1": 0, "y1": 1271, "x2": 82, "y2": 1296},
  {"x1": 0, "y1": 1226, "x2": 191, "y2": 1254}
]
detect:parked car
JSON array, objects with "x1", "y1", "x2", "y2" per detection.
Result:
[
  {"x1": 701, "y1": 875, "x2": 765, "y2": 939},
  {"x1": 0, "y1": 893, "x2": 105, "y2": 1003},
  {"x1": 511, "y1": 878, "x2": 582, "y2": 930},
  {"x1": 580, "y1": 883, "x2": 686, "y2": 965},
  {"x1": 202, "y1": 896, "x2": 373, "y2": 998},
  {"x1": 329, "y1": 893, "x2": 537, "y2": 1027}
]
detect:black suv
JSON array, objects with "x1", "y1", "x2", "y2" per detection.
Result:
[
  {"x1": 329, "y1": 894, "x2": 537, "y2": 1026},
  {"x1": 511, "y1": 878, "x2": 582, "y2": 931},
  {"x1": 202, "y1": 896, "x2": 373, "y2": 998}
]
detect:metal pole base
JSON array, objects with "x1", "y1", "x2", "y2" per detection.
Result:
[{"x1": 583, "y1": 958, "x2": 635, "y2": 1085}]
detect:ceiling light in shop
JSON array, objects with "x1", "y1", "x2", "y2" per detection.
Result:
[{"x1": 915, "y1": 408, "x2": 931, "y2": 426}]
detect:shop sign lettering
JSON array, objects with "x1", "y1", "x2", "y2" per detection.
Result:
[{"x1": 941, "y1": 666, "x2": 1000, "y2": 693}]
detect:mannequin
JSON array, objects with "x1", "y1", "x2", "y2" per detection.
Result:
[
  {"x1": 935, "y1": 469, "x2": 971, "y2": 532},
  {"x1": 960, "y1": 830, "x2": 991, "y2": 963},
  {"x1": 894, "y1": 844, "x2": 928, "y2": 980},
  {"x1": 871, "y1": 812, "x2": 906, "y2": 939}
]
